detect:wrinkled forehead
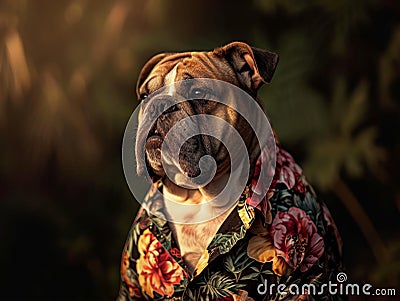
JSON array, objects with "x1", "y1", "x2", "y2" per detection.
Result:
[{"x1": 139, "y1": 51, "x2": 238, "y2": 95}]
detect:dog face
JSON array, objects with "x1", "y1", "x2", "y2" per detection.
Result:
[{"x1": 135, "y1": 42, "x2": 278, "y2": 189}]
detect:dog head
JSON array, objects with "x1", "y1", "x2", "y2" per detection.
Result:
[{"x1": 135, "y1": 42, "x2": 278, "y2": 189}]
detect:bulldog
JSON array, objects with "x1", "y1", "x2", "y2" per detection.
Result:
[{"x1": 118, "y1": 42, "x2": 344, "y2": 301}]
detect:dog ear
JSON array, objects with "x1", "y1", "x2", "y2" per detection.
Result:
[
  {"x1": 136, "y1": 52, "x2": 173, "y2": 98},
  {"x1": 214, "y1": 41, "x2": 279, "y2": 92}
]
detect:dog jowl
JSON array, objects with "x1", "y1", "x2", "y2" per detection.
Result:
[{"x1": 118, "y1": 42, "x2": 344, "y2": 301}]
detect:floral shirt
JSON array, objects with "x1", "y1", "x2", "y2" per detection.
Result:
[{"x1": 117, "y1": 146, "x2": 344, "y2": 301}]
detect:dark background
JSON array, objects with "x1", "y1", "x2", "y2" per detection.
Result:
[{"x1": 0, "y1": 0, "x2": 399, "y2": 300}]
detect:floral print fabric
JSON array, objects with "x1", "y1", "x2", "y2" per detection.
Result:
[
  {"x1": 136, "y1": 229, "x2": 186, "y2": 298},
  {"x1": 272, "y1": 207, "x2": 324, "y2": 273},
  {"x1": 117, "y1": 145, "x2": 344, "y2": 300}
]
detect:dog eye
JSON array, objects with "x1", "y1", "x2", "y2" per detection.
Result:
[
  {"x1": 189, "y1": 88, "x2": 207, "y2": 99},
  {"x1": 139, "y1": 93, "x2": 148, "y2": 101}
]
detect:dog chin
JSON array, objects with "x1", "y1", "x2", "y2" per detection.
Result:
[
  {"x1": 147, "y1": 155, "x2": 217, "y2": 186},
  {"x1": 171, "y1": 173, "x2": 206, "y2": 189}
]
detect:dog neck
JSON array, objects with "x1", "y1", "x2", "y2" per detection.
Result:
[{"x1": 162, "y1": 174, "x2": 237, "y2": 274}]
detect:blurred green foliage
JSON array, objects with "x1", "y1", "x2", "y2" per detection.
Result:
[{"x1": 0, "y1": 0, "x2": 399, "y2": 299}]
